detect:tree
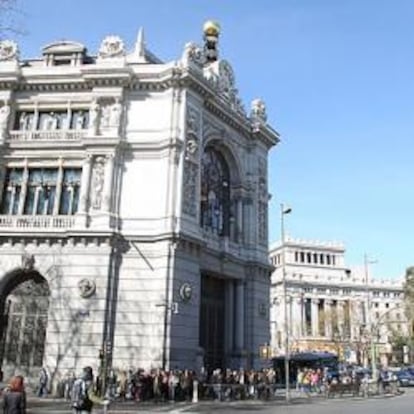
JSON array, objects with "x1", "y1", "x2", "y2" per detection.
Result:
[
  {"x1": 0, "y1": 0, "x2": 22, "y2": 39},
  {"x1": 403, "y1": 266, "x2": 414, "y2": 337}
]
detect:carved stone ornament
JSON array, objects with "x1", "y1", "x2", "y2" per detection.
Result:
[
  {"x1": 182, "y1": 42, "x2": 205, "y2": 67},
  {"x1": 21, "y1": 252, "x2": 35, "y2": 271},
  {"x1": 204, "y1": 60, "x2": 245, "y2": 115},
  {"x1": 0, "y1": 40, "x2": 19, "y2": 61},
  {"x1": 98, "y1": 35, "x2": 125, "y2": 59},
  {"x1": 179, "y1": 283, "x2": 193, "y2": 302},
  {"x1": 78, "y1": 278, "x2": 96, "y2": 298},
  {"x1": 91, "y1": 156, "x2": 106, "y2": 210},
  {"x1": 250, "y1": 98, "x2": 267, "y2": 124}
]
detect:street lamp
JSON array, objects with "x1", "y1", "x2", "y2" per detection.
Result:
[
  {"x1": 280, "y1": 203, "x2": 291, "y2": 402},
  {"x1": 364, "y1": 253, "x2": 378, "y2": 379}
]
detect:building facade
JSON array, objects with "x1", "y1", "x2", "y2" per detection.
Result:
[
  {"x1": 0, "y1": 23, "x2": 278, "y2": 385},
  {"x1": 270, "y1": 238, "x2": 408, "y2": 366}
]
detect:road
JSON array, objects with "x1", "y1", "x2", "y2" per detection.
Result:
[{"x1": 26, "y1": 388, "x2": 414, "y2": 413}]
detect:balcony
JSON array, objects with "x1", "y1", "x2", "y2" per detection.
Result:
[
  {"x1": 8, "y1": 129, "x2": 87, "y2": 141},
  {"x1": 0, "y1": 215, "x2": 75, "y2": 230}
]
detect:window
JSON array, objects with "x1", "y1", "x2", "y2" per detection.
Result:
[
  {"x1": 1, "y1": 168, "x2": 23, "y2": 214},
  {"x1": 320, "y1": 254, "x2": 324, "y2": 265},
  {"x1": 385, "y1": 303, "x2": 389, "y2": 308},
  {"x1": 326, "y1": 255, "x2": 331, "y2": 265},
  {"x1": 1, "y1": 166, "x2": 81, "y2": 216},
  {"x1": 307, "y1": 252, "x2": 311, "y2": 263},
  {"x1": 313, "y1": 253, "x2": 318, "y2": 264},
  {"x1": 15, "y1": 109, "x2": 89, "y2": 131},
  {"x1": 200, "y1": 147, "x2": 231, "y2": 237},
  {"x1": 300, "y1": 252, "x2": 305, "y2": 263},
  {"x1": 332, "y1": 255, "x2": 336, "y2": 266},
  {"x1": 295, "y1": 251, "x2": 299, "y2": 262},
  {"x1": 59, "y1": 169, "x2": 81, "y2": 214}
]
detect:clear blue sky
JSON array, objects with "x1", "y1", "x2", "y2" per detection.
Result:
[{"x1": 13, "y1": 0, "x2": 414, "y2": 279}]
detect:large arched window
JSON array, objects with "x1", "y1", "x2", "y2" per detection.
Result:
[{"x1": 200, "y1": 147, "x2": 231, "y2": 236}]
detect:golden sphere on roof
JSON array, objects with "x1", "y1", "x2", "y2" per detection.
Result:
[{"x1": 203, "y1": 20, "x2": 221, "y2": 37}]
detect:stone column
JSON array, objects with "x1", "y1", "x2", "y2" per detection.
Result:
[
  {"x1": 102, "y1": 154, "x2": 114, "y2": 211},
  {"x1": 18, "y1": 160, "x2": 29, "y2": 215},
  {"x1": 53, "y1": 158, "x2": 64, "y2": 215},
  {"x1": 237, "y1": 198, "x2": 243, "y2": 242},
  {"x1": 324, "y1": 299, "x2": 333, "y2": 338},
  {"x1": 337, "y1": 301, "x2": 345, "y2": 337},
  {"x1": 293, "y1": 297, "x2": 303, "y2": 339},
  {"x1": 225, "y1": 280, "x2": 234, "y2": 356},
  {"x1": 78, "y1": 155, "x2": 92, "y2": 213},
  {"x1": 234, "y1": 280, "x2": 245, "y2": 352},
  {"x1": 311, "y1": 299, "x2": 319, "y2": 337},
  {"x1": 0, "y1": 164, "x2": 7, "y2": 207}
]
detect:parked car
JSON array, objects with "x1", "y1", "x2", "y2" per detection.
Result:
[{"x1": 394, "y1": 369, "x2": 414, "y2": 387}]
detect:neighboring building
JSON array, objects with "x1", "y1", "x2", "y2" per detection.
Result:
[
  {"x1": 0, "y1": 22, "x2": 278, "y2": 385},
  {"x1": 269, "y1": 237, "x2": 408, "y2": 366}
]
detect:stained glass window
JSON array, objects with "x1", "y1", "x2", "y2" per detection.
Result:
[{"x1": 200, "y1": 148, "x2": 231, "y2": 236}]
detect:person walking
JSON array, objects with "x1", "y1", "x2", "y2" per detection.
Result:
[
  {"x1": 3, "y1": 375, "x2": 26, "y2": 413},
  {"x1": 37, "y1": 367, "x2": 48, "y2": 397},
  {"x1": 71, "y1": 366, "x2": 108, "y2": 414}
]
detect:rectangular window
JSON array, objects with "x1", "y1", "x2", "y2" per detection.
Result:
[
  {"x1": 59, "y1": 168, "x2": 81, "y2": 215},
  {"x1": 1, "y1": 168, "x2": 23, "y2": 214},
  {"x1": 24, "y1": 169, "x2": 57, "y2": 215},
  {"x1": 15, "y1": 112, "x2": 35, "y2": 130},
  {"x1": 70, "y1": 110, "x2": 89, "y2": 130},
  {"x1": 38, "y1": 111, "x2": 68, "y2": 130},
  {"x1": 1, "y1": 166, "x2": 80, "y2": 216}
]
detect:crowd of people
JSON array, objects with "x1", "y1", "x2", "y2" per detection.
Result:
[
  {"x1": 54, "y1": 367, "x2": 280, "y2": 403},
  {"x1": 0, "y1": 363, "x2": 402, "y2": 413}
]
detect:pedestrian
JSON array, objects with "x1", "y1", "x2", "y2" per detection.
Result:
[
  {"x1": 3, "y1": 375, "x2": 26, "y2": 413},
  {"x1": 71, "y1": 366, "x2": 108, "y2": 414},
  {"x1": 37, "y1": 367, "x2": 48, "y2": 397}
]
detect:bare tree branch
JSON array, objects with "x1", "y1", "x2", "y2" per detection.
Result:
[{"x1": 0, "y1": 0, "x2": 25, "y2": 39}]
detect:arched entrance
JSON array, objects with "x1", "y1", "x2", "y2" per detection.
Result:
[{"x1": 0, "y1": 267, "x2": 50, "y2": 378}]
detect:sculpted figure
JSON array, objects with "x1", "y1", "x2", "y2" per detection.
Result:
[
  {"x1": 110, "y1": 99, "x2": 122, "y2": 127},
  {"x1": 0, "y1": 102, "x2": 10, "y2": 138},
  {"x1": 91, "y1": 157, "x2": 105, "y2": 209},
  {"x1": 88, "y1": 99, "x2": 100, "y2": 135}
]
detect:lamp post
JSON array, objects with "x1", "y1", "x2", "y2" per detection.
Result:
[
  {"x1": 364, "y1": 253, "x2": 377, "y2": 379},
  {"x1": 280, "y1": 203, "x2": 291, "y2": 402}
]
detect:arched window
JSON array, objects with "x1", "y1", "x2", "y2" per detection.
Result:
[{"x1": 200, "y1": 147, "x2": 231, "y2": 236}]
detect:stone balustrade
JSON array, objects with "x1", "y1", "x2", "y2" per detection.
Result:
[
  {"x1": 8, "y1": 129, "x2": 86, "y2": 141},
  {"x1": 0, "y1": 215, "x2": 75, "y2": 229}
]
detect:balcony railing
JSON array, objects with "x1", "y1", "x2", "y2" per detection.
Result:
[
  {"x1": 0, "y1": 215, "x2": 75, "y2": 229},
  {"x1": 8, "y1": 129, "x2": 87, "y2": 141}
]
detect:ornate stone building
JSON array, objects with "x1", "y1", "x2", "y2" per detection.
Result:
[
  {"x1": 270, "y1": 238, "x2": 408, "y2": 366},
  {"x1": 0, "y1": 22, "x2": 278, "y2": 385}
]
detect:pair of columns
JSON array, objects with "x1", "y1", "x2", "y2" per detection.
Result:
[{"x1": 224, "y1": 280, "x2": 245, "y2": 354}]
